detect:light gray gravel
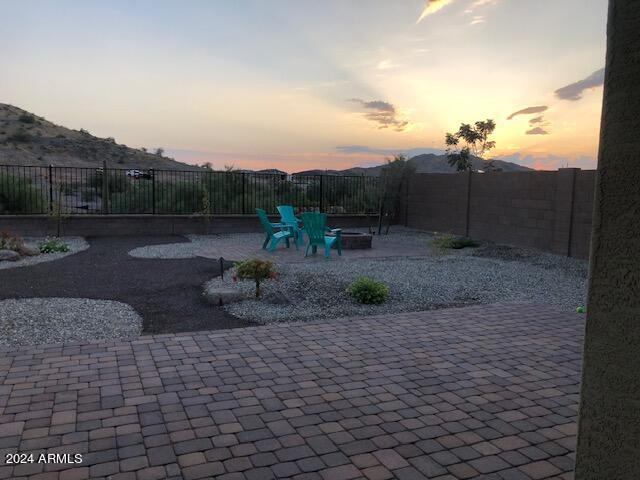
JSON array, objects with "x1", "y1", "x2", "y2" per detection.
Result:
[
  {"x1": 0, "y1": 237, "x2": 89, "y2": 270},
  {"x1": 128, "y1": 230, "x2": 428, "y2": 259},
  {"x1": 220, "y1": 242, "x2": 588, "y2": 323},
  {"x1": 128, "y1": 234, "x2": 241, "y2": 259},
  {"x1": 0, "y1": 298, "x2": 142, "y2": 346},
  {"x1": 130, "y1": 228, "x2": 587, "y2": 324}
]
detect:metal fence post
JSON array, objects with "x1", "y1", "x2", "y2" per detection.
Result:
[
  {"x1": 319, "y1": 175, "x2": 324, "y2": 212},
  {"x1": 48, "y1": 164, "x2": 54, "y2": 213},
  {"x1": 151, "y1": 169, "x2": 156, "y2": 214},
  {"x1": 102, "y1": 160, "x2": 109, "y2": 214},
  {"x1": 242, "y1": 172, "x2": 246, "y2": 214}
]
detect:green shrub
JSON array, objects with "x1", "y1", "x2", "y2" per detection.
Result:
[
  {"x1": 39, "y1": 237, "x2": 70, "y2": 253},
  {"x1": 431, "y1": 233, "x2": 478, "y2": 249},
  {"x1": 81, "y1": 189, "x2": 97, "y2": 202},
  {"x1": 87, "y1": 172, "x2": 129, "y2": 194},
  {"x1": 347, "y1": 277, "x2": 389, "y2": 305},
  {"x1": 18, "y1": 113, "x2": 36, "y2": 124},
  {"x1": 8, "y1": 129, "x2": 31, "y2": 143},
  {"x1": 233, "y1": 259, "x2": 277, "y2": 298},
  {"x1": 60, "y1": 183, "x2": 74, "y2": 195},
  {"x1": 110, "y1": 181, "x2": 210, "y2": 214},
  {"x1": 0, "y1": 171, "x2": 46, "y2": 214}
]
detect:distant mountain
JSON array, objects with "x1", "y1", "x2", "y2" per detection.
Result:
[
  {"x1": 0, "y1": 103, "x2": 199, "y2": 170},
  {"x1": 0, "y1": 103, "x2": 533, "y2": 175},
  {"x1": 294, "y1": 153, "x2": 532, "y2": 176},
  {"x1": 255, "y1": 169, "x2": 288, "y2": 175}
]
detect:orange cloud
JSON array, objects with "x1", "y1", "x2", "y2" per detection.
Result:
[{"x1": 417, "y1": 0, "x2": 454, "y2": 23}]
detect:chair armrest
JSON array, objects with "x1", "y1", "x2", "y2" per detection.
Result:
[
  {"x1": 271, "y1": 222, "x2": 287, "y2": 228},
  {"x1": 280, "y1": 224, "x2": 296, "y2": 233}
]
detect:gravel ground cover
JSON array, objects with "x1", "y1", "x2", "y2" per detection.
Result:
[
  {"x1": 0, "y1": 237, "x2": 88, "y2": 270},
  {"x1": 128, "y1": 229, "x2": 434, "y2": 260},
  {"x1": 128, "y1": 229, "x2": 587, "y2": 324},
  {"x1": 0, "y1": 298, "x2": 142, "y2": 346},
  {"x1": 0, "y1": 236, "x2": 246, "y2": 335},
  {"x1": 128, "y1": 234, "x2": 236, "y2": 258},
  {"x1": 214, "y1": 241, "x2": 587, "y2": 323}
]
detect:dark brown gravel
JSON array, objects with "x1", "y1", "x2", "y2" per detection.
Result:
[{"x1": 0, "y1": 236, "x2": 251, "y2": 334}]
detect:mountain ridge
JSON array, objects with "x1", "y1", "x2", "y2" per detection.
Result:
[
  {"x1": 1, "y1": 103, "x2": 533, "y2": 174},
  {"x1": 293, "y1": 154, "x2": 533, "y2": 176}
]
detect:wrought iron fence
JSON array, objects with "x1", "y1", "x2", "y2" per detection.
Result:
[{"x1": 0, "y1": 164, "x2": 381, "y2": 215}]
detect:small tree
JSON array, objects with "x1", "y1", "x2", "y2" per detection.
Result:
[
  {"x1": 445, "y1": 119, "x2": 496, "y2": 172},
  {"x1": 233, "y1": 259, "x2": 278, "y2": 298},
  {"x1": 155, "y1": 147, "x2": 165, "y2": 156},
  {"x1": 377, "y1": 154, "x2": 417, "y2": 234},
  {"x1": 197, "y1": 179, "x2": 213, "y2": 233},
  {"x1": 49, "y1": 183, "x2": 70, "y2": 237}
]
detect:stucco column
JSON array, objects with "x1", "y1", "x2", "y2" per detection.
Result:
[{"x1": 574, "y1": 1, "x2": 640, "y2": 478}]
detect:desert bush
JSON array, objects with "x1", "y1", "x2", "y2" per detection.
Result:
[
  {"x1": 39, "y1": 237, "x2": 70, "y2": 253},
  {"x1": 347, "y1": 277, "x2": 389, "y2": 305},
  {"x1": 18, "y1": 113, "x2": 36, "y2": 124},
  {"x1": 81, "y1": 189, "x2": 97, "y2": 202},
  {"x1": 110, "y1": 180, "x2": 206, "y2": 214},
  {"x1": 87, "y1": 172, "x2": 129, "y2": 194},
  {"x1": 0, "y1": 171, "x2": 45, "y2": 214},
  {"x1": 233, "y1": 259, "x2": 278, "y2": 298},
  {"x1": 8, "y1": 128, "x2": 31, "y2": 143},
  {"x1": 60, "y1": 183, "x2": 74, "y2": 195},
  {"x1": 431, "y1": 233, "x2": 478, "y2": 249}
]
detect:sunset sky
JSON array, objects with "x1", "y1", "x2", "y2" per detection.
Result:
[{"x1": 2, "y1": 0, "x2": 608, "y2": 172}]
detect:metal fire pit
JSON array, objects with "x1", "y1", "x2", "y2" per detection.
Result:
[{"x1": 332, "y1": 231, "x2": 373, "y2": 249}]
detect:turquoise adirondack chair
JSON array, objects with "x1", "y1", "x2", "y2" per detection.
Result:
[
  {"x1": 256, "y1": 208, "x2": 295, "y2": 251},
  {"x1": 300, "y1": 212, "x2": 342, "y2": 258},
  {"x1": 277, "y1": 205, "x2": 304, "y2": 246}
]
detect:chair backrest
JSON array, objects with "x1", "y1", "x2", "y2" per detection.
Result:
[
  {"x1": 301, "y1": 212, "x2": 327, "y2": 244},
  {"x1": 256, "y1": 208, "x2": 273, "y2": 234},
  {"x1": 277, "y1": 205, "x2": 297, "y2": 225}
]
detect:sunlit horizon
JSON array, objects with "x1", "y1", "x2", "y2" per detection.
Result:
[{"x1": 1, "y1": 0, "x2": 608, "y2": 172}]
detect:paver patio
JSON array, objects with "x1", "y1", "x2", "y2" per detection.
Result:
[{"x1": 0, "y1": 303, "x2": 582, "y2": 480}]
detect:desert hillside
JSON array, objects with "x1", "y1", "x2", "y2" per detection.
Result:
[
  {"x1": 0, "y1": 103, "x2": 198, "y2": 170},
  {"x1": 294, "y1": 153, "x2": 533, "y2": 177}
]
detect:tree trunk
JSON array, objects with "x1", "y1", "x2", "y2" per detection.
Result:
[{"x1": 574, "y1": 1, "x2": 640, "y2": 478}]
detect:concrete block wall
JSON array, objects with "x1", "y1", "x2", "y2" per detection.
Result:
[
  {"x1": 0, "y1": 214, "x2": 380, "y2": 237},
  {"x1": 404, "y1": 173, "x2": 470, "y2": 234},
  {"x1": 405, "y1": 169, "x2": 596, "y2": 258}
]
